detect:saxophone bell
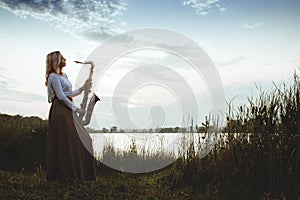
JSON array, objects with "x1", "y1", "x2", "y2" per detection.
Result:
[{"x1": 80, "y1": 93, "x2": 101, "y2": 126}]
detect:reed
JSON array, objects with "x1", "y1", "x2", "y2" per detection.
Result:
[
  {"x1": 168, "y1": 72, "x2": 300, "y2": 199},
  {"x1": 96, "y1": 137, "x2": 177, "y2": 173}
]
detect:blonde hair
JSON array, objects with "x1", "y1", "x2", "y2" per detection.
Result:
[{"x1": 45, "y1": 51, "x2": 64, "y2": 86}]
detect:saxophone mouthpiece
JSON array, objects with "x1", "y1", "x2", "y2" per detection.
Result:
[{"x1": 74, "y1": 61, "x2": 83, "y2": 64}]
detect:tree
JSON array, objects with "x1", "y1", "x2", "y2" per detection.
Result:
[{"x1": 110, "y1": 126, "x2": 117, "y2": 133}]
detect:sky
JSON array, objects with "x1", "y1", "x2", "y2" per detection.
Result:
[{"x1": 0, "y1": 0, "x2": 299, "y2": 129}]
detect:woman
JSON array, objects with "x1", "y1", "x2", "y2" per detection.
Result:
[{"x1": 45, "y1": 51, "x2": 96, "y2": 181}]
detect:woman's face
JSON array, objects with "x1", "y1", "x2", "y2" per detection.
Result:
[{"x1": 60, "y1": 55, "x2": 66, "y2": 68}]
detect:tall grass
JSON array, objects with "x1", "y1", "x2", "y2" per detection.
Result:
[
  {"x1": 96, "y1": 137, "x2": 177, "y2": 173},
  {"x1": 168, "y1": 72, "x2": 300, "y2": 199}
]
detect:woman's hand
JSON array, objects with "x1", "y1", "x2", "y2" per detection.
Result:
[
  {"x1": 79, "y1": 79, "x2": 92, "y2": 93},
  {"x1": 76, "y1": 108, "x2": 85, "y2": 114}
]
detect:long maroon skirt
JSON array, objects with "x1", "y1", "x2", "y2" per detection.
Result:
[{"x1": 46, "y1": 98, "x2": 96, "y2": 181}]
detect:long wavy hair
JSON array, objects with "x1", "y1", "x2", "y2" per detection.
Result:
[{"x1": 45, "y1": 51, "x2": 64, "y2": 86}]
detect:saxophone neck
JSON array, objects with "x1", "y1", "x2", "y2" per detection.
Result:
[
  {"x1": 74, "y1": 60, "x2": 95, "y2": 66},
  {"x1": 74, "y1": 60, "x2": 95, "y2": 78}
]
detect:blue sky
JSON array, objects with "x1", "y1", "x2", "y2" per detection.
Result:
[{"x1": 0, "y1": 0, "x2": 299, "y2": 129}]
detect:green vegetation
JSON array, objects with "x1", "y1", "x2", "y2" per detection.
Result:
[
  {"x1": 0, "y1": 73, "x2": 299, "y2": 199},
  {"x1": 0, "y1": 114, "x2": 47, "y2": 171},
  {"x1": 166, "y1": 73, "x2": 300, "y2": 199},
  {"x1": 0, "y1": 168, "x2": 186, "y2": 199}
]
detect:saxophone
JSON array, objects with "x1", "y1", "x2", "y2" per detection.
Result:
[{"x1": 74, "y1": 61, "x2": 100, "y2": 126}]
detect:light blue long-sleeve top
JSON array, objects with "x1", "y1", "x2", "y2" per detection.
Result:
[{"x1": 47, "y1": 72, "x2": 80, "y2": 112}]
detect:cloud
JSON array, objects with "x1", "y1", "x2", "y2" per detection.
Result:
[
  {"x1": 181, "y1": 0, "x2": 226, "y2": 15},
  {"x1": 0, "y1": 70, "x2": 45, "y2": 102},
  {"x1": 0, "y1": 86, "x2": 45, "y2": 102},
  {"x1": 0, "y1": 0, "x2": 128, "y2": 41},
  {"x1": 215, "y1": 56, "x2": 246, "y2": 67},
  {"x1": 243, "y1": 22, "x2": 263, "y2": 29}
]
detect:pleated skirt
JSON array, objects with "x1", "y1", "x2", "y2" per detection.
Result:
[{"x1": 46, "y1": 98, "x2": 96, "y2": 181}]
